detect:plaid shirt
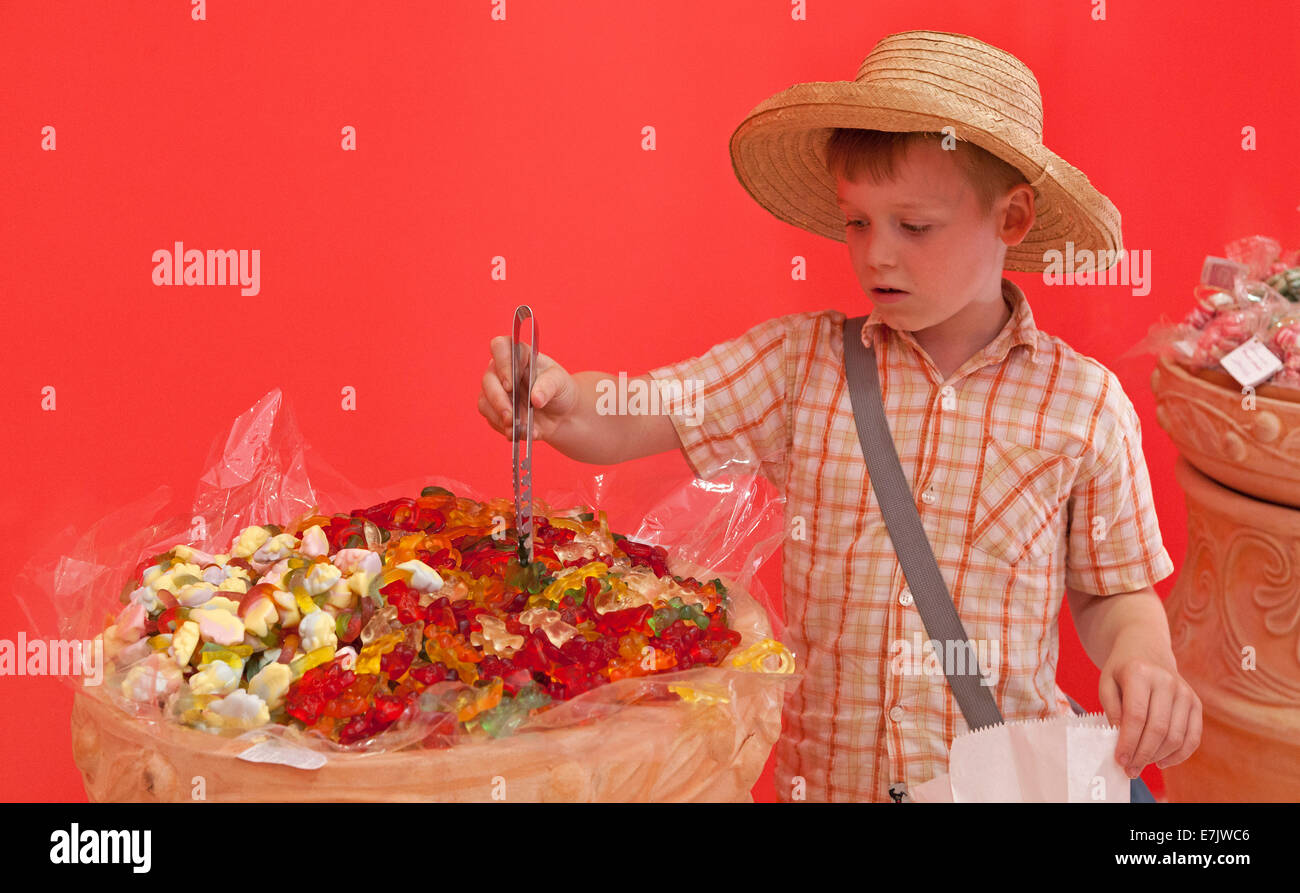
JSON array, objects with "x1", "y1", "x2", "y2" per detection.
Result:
[{"x1": 648, "y1": 277, "x2": 1175, "y2": 802}]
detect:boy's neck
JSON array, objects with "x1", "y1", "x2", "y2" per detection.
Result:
[{"x1": 910, "y1": 282, "x2": 1014, "y2": 381}]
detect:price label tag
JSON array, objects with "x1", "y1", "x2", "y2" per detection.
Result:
[
  {"x1": 237, "y1": 737, "x2": 327, "y2": 770},
  {"x1": 1200, "y1": 255, "x2": 1247, "y2": 293},
  {"x1": 1219, "y1": 336, "x2": 1283, "y2": 389}
]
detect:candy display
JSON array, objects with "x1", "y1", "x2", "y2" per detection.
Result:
[
  {"x1": 95, "y1": 487, "x2": 785, "y2": 750},
  {"x1": 1139, "y1": 234, "x2": 1300, "y2": 391},
  {"x1": 15, "y1": 389, "x2": 795, "y2": 805},
  {"x1": 23, "y1": 389, "x2": 794, "y2": 800},
  {"x1": 1148, "y1": 236, "x2": 1300, "y2": 512}
]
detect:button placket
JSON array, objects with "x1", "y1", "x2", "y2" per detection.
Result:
[{"x1": 917, "y1": 383, "x2": 952, "y2": 510}]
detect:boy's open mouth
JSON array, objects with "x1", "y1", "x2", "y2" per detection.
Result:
[{"x1": 871, "y1": 286, "x2": 909, "y2": 304}]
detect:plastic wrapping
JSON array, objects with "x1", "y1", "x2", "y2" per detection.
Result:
[
  {"x1": 1262, "y1": 310, "x2": 1300, "y2": 388},
  {"x1": 16, "y1": 388, "x2": 797, "y2": 801},
  {"x1": 1127, "y1": 234, "x2": 1300, "y2": 390}
]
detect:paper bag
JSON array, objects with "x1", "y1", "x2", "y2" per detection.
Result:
[{"x1": 910, "y1": 713, "x2": 1130, "y2": 803}]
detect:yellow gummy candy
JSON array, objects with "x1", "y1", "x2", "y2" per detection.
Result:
[
  {"x1": 667, "y1": 684, "x2": 731, "y2": 705},
  {"x1": 299, "y1": 645, "x2": 336, "y2": 673},
  {"x1": 375, "y1": 567, "x2": 408, "y2": 590},
  {"x1": 355, "y1": 632, "x2": 403, "y2": 675},
  {"x1": 729, "y1": 638, "x2": 796, "y2": 674},
  {"x1": 455, "y1": 677, "x2": 503, "y2": 722}
]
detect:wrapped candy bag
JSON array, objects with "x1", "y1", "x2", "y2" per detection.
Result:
[
  {"x1": 1130, "y1": 234, "x2": 1299, "y2": 385},
  {"x1": 1224, "y1": 235, "x2": 1283, "y2": 282},
  {"x1": 1263, "y1": 310, "x2": 1300, "y2": 389},
  {"x1": 16, "y1": 389, "x2": 799, "y2": 801},
  {"x1": 1226, "y1": 233, "x2": 1300, "y2": 301},
  {"x1": 1178, "y1": 295, "x2": 1286, "y2": 371}
]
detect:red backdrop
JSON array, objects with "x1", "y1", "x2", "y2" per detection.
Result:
[{"x1": 2, "y1": 0, "x2": 1297, "y2": 802}]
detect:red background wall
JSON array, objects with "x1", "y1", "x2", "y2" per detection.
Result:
[{"x1": 2, "y1": 0, "x2": 1297, "y2": 801}]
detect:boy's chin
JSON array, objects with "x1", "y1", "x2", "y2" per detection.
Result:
[{"x1": 871, "y1": 304, "x2": 912, "y2": 325}]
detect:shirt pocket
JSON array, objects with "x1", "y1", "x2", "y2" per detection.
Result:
[{"x1": 969, "y1": 435, "x2": 1079, "y2": 567}]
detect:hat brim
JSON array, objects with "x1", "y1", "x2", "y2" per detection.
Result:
[{"x1": 729, "y1": 81, "x2": 1124, "y2": 273}]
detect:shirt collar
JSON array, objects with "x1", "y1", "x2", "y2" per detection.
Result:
[{"x1": 860, "y1": 277, "x2": 1043, "y2": 368}]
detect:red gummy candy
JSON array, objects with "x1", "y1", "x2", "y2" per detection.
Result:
[
  {"x1": 407, "y1": 662, "x2": 452, "y2": 686},
  {"x1": 551, "y1": 664, "x2": 604, "y2": 698},
  {"x1": 285, "y1": 660, "x2": 356, "y2": 725},
  {"x1": 595, "y1": 604, "x2": 653, "y2": 637},
  {"x1": 338, "y1": 694, "x2": 411, "y2": 745},
  {"x1": 380, "y1": 644, "x2": 416, "y2": 680},
  {"x1": 383, "y1": 579, "x2": 426, "y2": 625}
]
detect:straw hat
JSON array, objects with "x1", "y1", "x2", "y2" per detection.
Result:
[{"x1": 728, "y1": 30, "x2": 1123, "y2": 272}]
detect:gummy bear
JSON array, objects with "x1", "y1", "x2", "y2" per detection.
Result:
[
  {"x1": 383, "y1": 579, "x2": 426, "y2": 625},
  {"x1": 355, "y1": 631, "x2": 403, "y2": 675},
  {"x1": 595, "y1": 605, "x2": 653, "y2": 637},
  {"x1": 285, "y1": 660, "x2": 356, "y2": 725},
  {"x1": 379, "y1": 643, "x2": 416, "y2": 681},
  {"x1": 474, "y1": 683, "x2": 552, "y2": 739}
]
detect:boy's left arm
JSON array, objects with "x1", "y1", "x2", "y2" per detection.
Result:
[{"x1": 1066, "y1": 584, "x2": 1203, "y2": 779}]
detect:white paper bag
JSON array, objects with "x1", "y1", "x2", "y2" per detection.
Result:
[{"x1": 910, "y1": 713, "x2": 1130, "y2": 803}]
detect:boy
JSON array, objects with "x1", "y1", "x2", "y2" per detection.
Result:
[{"x1": 478, "y1": 30, "x2": 1200, "y2": 802}]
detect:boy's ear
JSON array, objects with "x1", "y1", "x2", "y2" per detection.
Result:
[{"x1": 997, "y1": 184, "x2": 1037, "y2": 250}]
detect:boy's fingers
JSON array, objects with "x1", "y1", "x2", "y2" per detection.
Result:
[
  {"x1": 531, "y1": 365, "x2": 564, "y2": 409},
  {"x1": 489, "y1": 336, "x2": 525, "y2": 390},
  {"x1": 478, "y1": 376, "x2": 515, "y2": 430},
  {"x1": 1112, "y1": 671, "x2": 1150, "y2": 769},
  {"x1": 1159, "y1": 686, "x2": 1190, "y2": 764},
  {"x1": 1157, "y1": 693, "x2": 1202, "y2": 770},
  {"x1": 1152, "y1": 687, "x2": 1192, "y2": 767},
  {"x1": 481, "y1": 369, "x2": 511, "y2": 420},
  {"x1": 1127, "y1": 683, "x2": 1172, "y2": 776},
  {"x1": 477, "y1": 393, "x2": 506, "y2": 435},
  {"x1": 1098, "y1": 671, "x2": 1123, "y2": 729}
]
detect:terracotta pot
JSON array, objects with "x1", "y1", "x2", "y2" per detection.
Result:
[
  {"x1": 1151, "y1": 354, "x2": 1300, "y2": 509},
  {"x1": 1162, "y1": 457, "x2": 1300, "y2": 802},
  {"x1": 70, "y1": 566, "x2": 787, "y2": 802}
]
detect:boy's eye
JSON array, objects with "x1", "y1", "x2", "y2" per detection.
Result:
[{"x1": 843, "y1": 219, "x2": 931, "y2": 234}]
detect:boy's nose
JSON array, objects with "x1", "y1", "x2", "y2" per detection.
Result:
[{"x1": 860, "y1": 233, "x2": 899, "y2": 269}]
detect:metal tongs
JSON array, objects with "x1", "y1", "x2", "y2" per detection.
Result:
[{"x1": 510, "y1": 305, "x2": 537, "y2": 565}]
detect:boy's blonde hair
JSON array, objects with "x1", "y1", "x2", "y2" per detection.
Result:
[{"x1": 824, "y1": 128, "x2": 1029, "y2": 217}]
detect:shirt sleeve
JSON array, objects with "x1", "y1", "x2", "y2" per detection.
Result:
[
  {"x1": 1064, "y1": 374, "x2": 1176, "y2": 595},
  {"x1": 646, "y1": 313, "x2": 799, "y2": 490}
]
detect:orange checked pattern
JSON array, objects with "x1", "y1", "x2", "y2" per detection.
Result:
[{"x1": 648, "y1": 278, "x2": 1175, "y2": 802}]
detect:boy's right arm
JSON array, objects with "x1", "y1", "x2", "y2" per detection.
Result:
[{"x1": 479, "y1": 336, "x2": 681, "y2": 465}]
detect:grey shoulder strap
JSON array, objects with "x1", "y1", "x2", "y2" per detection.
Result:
[{"x1": 841, "y1": 315, "x2": 1003, "y2": 732}]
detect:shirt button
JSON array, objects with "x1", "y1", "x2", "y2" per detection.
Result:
[
  {"x1": 889, "y1": 705, "x2": 905, "y2": 722},
  {"x1": 940, "y1": 385, "x2": 955, "y2": 399},
  {"x1": 921, "y1": 487, "x2": 936, "y2": 505},
  {"x1": 899, "y1": 588, "x2": 913, "y2": 606}
]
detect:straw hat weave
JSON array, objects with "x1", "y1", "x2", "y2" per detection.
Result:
[{"x1": 728, "y1": 30, "x2": 1123, "y2": 272}]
